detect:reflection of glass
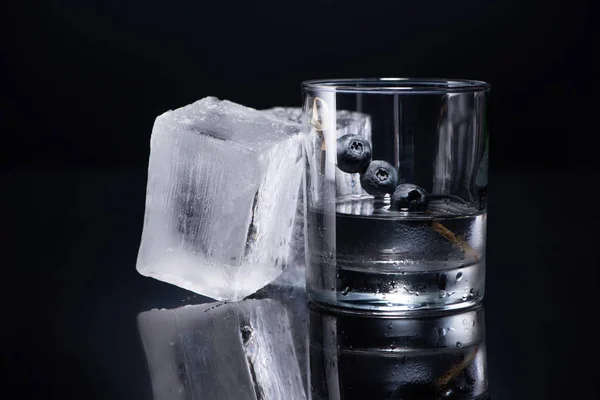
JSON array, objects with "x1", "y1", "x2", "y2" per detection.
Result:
[
  {"x1": 302, "y1": 78, "x2": 490, "y2": 312},
  {"x1": 309, "y1": 304, "x2": 488, "y2": 399},
  {"x1": 137, "y1": 298, "x2": 307, "y2": 400}
]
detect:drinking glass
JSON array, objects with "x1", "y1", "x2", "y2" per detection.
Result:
[{"x1": 302, "y1": 78, "x2": 490, "y2": 312}]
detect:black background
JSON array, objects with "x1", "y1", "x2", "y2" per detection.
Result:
[{"x1": 2, "y1": 0, "x2": 598, "y2": 398}]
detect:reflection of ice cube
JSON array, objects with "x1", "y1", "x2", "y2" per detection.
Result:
[
  {"x1": 446, "y1": 92, "x2": 475, "y2": 125},
  {"x1": 136, "y1": 97, "x2": 304, "y2": 301},
  {"x1": 137, "y1": 299, "x2": 306, "y2": 400},
  {"x1": 433, "y1": 93, "x2": 480, "y2": 198},
  {"x1": 250, "y1": 264, "x2": 308, "y2": 390}
]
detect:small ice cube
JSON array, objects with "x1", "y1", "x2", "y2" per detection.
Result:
[
  {"x1": 137, "y1": 299, "x2": 307, "y2": 400},
  {"x1": 136, "y1": 97, "x2": 304, "y2": 301}
]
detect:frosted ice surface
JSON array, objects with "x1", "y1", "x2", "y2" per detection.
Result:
[
  {"x1": 264, "y1": 107, "x2": 303, "y2": 125},
  {"x1": 137, "y1": 299, "x2": 307, "y2": 400},
  {"x1": 136, "y1": 97, "x2": 304, "y2": 301},
  {"x1": 137, "y1": 98, "x2": 372, "y2": 300}
]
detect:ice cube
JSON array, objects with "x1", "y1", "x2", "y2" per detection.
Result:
[
  {"x1": 137, "y1": 299, "x2": 307, "y2": 400},
  {"x1": 264, "y1": 107, "x2": 304, "y2": 125},
  {"x1": 136, "y1": 97, "x2": 304, "y2": 301}
]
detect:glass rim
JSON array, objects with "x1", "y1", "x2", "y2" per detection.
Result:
[{"x1": 302, "y1": 77, "x2": 490, "y2": 94}]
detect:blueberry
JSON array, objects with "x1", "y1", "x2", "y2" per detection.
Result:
[
  {"x1": 336, "y1": 134, "x2": 372, "y2": 173},
  {"x1": 359, "y1": 160, "x2": 398, "y2": 196},
  {"x1": 391, "y1": 183, "x2": 428, "y2": 211}
]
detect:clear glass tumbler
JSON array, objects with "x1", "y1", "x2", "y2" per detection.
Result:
[{"x1": 302, "y1": 78, "x2": 490, "y2": 312}]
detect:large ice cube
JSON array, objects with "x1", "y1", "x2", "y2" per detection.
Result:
[
  {"x1": 137, "y1": 97, "x2": 304, "y2": 301},
  {"x1": 137, "y1": 299, "x2": 306, "y2": 400}
]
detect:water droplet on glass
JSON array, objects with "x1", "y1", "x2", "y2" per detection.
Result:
[
  {"x1": 439, "y1": 290, "x2": 447, "y2": 298},
  {"x1": 330, "y1": 286, "x2": 335, "y2": 291},
  {"x1": 386, "y1": 302, "x2": 393, "y2": 307},
  {"x1": 462, "y1": 294, "x2": 468, "y2": 300},
  {"x1": 456, "y1": 272, "x2": 463, "y2": 281},
  {"x1": 462, "y1": 319, "x2": 468, "y2": 325},
  {"x1": 342, "y1": 287, "x2": 350, "y2": 295},
  {"x1": 382, "y1": 293, "x2": 386, "y2": 299},
  {"x1": 388, "y1": 323, "x2": 393, "y2": 329},
  {"x1": 390, "y1": 343, "x2": 396, "y2": 350},
  {"x1": 456, "y1": 341, "x2": 463, "y2": 348},
  {"x1": 415, "y1": 291, "x2": 420, "y2": 296}
]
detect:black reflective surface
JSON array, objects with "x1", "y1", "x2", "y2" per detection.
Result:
[
  {"x1": 3, "y1": 168, "x2": 597, "y2": 398},
  {"x1": 5, "y1": 0, "x2": 598, "y2": 396}
]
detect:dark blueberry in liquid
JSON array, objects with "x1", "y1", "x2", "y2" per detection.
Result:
[
  {"x1": 359, "y1": 160, "x2": 398, "y2": 196},
  {"x1": 336, "y1": 134, "x2": 372, "y2": 173},
  {"x1": 391, "y1": 183, "x2": 429, "y2": 211}
]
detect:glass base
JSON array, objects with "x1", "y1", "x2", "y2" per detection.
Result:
[{"x1": 308, "y1": 261, "x2": 485, "y2": 313}]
